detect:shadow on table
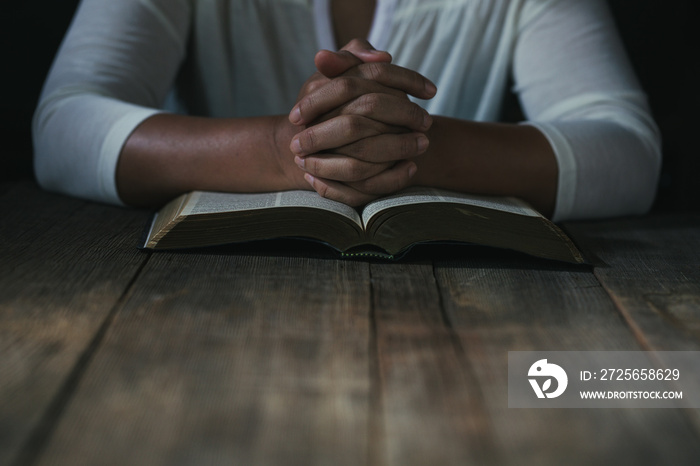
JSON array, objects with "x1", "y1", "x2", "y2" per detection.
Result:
[
  {"x1": 563, "y1": 213, "x2": 700, "y2": 268},
  {"x1": 152, "y1": 237, "x2": 593, "y2": 273}
]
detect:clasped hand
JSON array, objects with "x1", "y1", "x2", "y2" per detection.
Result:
[{"x1": 288, "y1": 39, "x2": 437, "y2": 206}]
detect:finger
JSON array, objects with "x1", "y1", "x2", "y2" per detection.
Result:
[
  {"x1": 290, "y1": 114, "x2": 387, "y2": 155},
  {"x1": 291, "y1": 65, "x2": 437, "y2": 126},
  {"x1": 315, "y1": 40, "x2": 392, "y2": 78},
  {"x1": 303, "y1": 174, "x2": 380, "y2": 207},
  {"x1": 337, "y1": 93, "x2": 432, "y2": 132},
  {"x1": 338, "y1": 39, "x2": 392, "y2": 64},
  {"x1": 307, "y1": 94, "x2": 432, "y2": 136},
  {"x1": 291, "y1": 76, "x2": 407, "y2": 125},
  {"x1": 297, "y1": 50, "x2": 390, "y2": 123},
  {"x1": 290, "y1": 115, "x2": 429, "y2": 161},
  {"x1": 346, "y1": 160, "x2": 418, "y2": 195},
  {"x1": 333, "y1": 132, "x2": 430, "y2": 162},
  {"x1": 304, "y1": 160, "x2": 417, "y2": 206},
  {"x1": 314, "y1": 49, "x2": 364, "y2": 78},
  {"x1": 344, "y1": 62, "x2": 437, "y2": 100},
  {"x1": 295, "y1": 153, "x2": 392, "y2": 182}
]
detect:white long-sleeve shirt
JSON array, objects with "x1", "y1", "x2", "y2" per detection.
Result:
[{"x1": 33, "y1": 0, "x2": 661, "y2": 221}]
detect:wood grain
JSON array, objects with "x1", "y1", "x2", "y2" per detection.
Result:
[
  {"x1": 370, "y1": 261, "x2": 500, "y2": 465},
  {"x1": 35, "y1": 252, "x2": 373, "y2": 466},
  {"x1": 433, "y1": 250, "x2": 700, "y2": 465},
  {"x1": 4, "y1": 180, "x2": 700, "y2": 466},
  {"x1": 565, "y1": 215, "x2": 700, "y2": 351},
  {"x1": 566, "y1": 215, "x2": 700, "y2": 420},
  {"x1": 0, "y1": 181, "x2": 150, "y2": 466}
]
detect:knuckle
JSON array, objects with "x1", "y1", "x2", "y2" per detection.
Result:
[
  {"x1": 306, "y1": 79, "x2": 325, "y2": 94},
  {"x1": 348, "y1": 136, "x2": 371, "y2": 160},
  {"x1": 342, "y1": 115, "x2": 365, "y2": 139},
  {"x1": 297, "y1": 96, "x2": 314, "y2": 120},
  {"x1": 412, "y1": 73, "x2": 427, "y2": 94},
  {"x1": 300, "y1": 127, "x2": 317, "y2": 153},
  {"x1": 344, "y1": 159, "x2": 370, "y2": 181},
  {"x1": 304, "y1": 156, "x2": 319, "y2": 174},
  {"x1": 356, "y1": 93, "x2": 381, "y2": 116},
  {"x1": 346, "y1": 38, "x2": 364, "y2": 49},
  {"x1": 362, "y1": 62, "x2": 386, "y2": 82},
  {"x1": 400, "y1": 134, "x2": 418, "y2": 157},
  {"x1": 409, "y1": 103, "x2": 426, "y2": 127},
  {"x1": 315, "y1": 182, "x2": 330, "y2": 199},
  {"x1": 336, "y1": 77, "x2": 359, "y2": 97}
]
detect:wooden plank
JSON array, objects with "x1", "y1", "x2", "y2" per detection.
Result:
[
  {"x1": 432, "y1": 247, "x2": 700, "y2": 465},
  {"x1": 369, "y1": 261, "x2": 501, "y2": 465},
  {"x1": 565, "y1": 214, "x2": 700, "y2": 420},
  {"x1": 565, "y1": 214, "x2": 700, "y2": 351},
  {"x1": 0, "y1": 181, "x2": 151, "y2": 466},
  {"x1": 34, "y1": 252, "x2": 373, "y2": 466}
]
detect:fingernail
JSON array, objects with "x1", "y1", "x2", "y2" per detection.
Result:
[
  {"x1": 304, "y1": 173, "x2": 315, "y2": 186},
  {"x1": 290, "y1": 107, "x2": 303, "y2": 125},
  {"x1": 416, "y1": 134, "x2": 429, "y2": 153},
  {"x1": 290, "y1": 138, "x2": 302, "y2": 155},
  {"x1": 294, "y1": 155, "x2": 305, "y2": 169},
  {"x1": 408, "y1": 164, "x2": 417, "y2": 178},
  {"x1": 425, "y1": 81, "x2": 437, "y2": 96}
]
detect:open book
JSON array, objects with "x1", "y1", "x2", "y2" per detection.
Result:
[{"x1": 142, "y1": 187, "x2": 584, "y2": 263}]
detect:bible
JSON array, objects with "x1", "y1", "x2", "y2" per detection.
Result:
[{"x1": 142, "y1": 187, "x2": 584, "y2": 263}]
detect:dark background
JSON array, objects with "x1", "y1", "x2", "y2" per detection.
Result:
[{"x1": 2, "y1": 0, "x2": 696, "y2": 212}]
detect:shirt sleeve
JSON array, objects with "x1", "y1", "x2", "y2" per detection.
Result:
[
  {"x1": 513, "y1": 0, "x2": 661, "y2": 221},
  {"x1": 32, "y1": 0, "x2": 191, "y2": 205}
]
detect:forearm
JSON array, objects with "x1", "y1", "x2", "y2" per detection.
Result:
[
  {"x1": 116, "y1": 113, "x2": 306, "y2": 207},
  {"x1": 117, "y1": 42, "x2": 403, "y2": 208},
  {"x1": 412, "y1": 116, "x2": 558, "y2": 217}
]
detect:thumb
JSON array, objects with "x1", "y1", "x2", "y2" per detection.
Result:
[
  {"x1": 315, "y1": 39, "x2": 392, "y2": 78},
  {"x1": 341, "y1": 38, "x2": 392, "y2": 64}
]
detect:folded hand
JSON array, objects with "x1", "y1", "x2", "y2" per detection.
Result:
[{"x1": 289, "y1": 39, "x2": 436, "y2": 206}]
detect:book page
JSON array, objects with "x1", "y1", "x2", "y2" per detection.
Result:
[
  {"x1": 181, "y1": 190, "x2": 362, "y2": 225},
  {"x1": 361, "y1": 187, "x2": 540, "y2": 226}
]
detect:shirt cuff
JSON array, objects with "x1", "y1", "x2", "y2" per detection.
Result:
[
  {"x1": 98, "y1": 108, "x2": 163, "y2": 205},
  {"x1": 522, "y1": 121, "x2": 577, "y2": 222}
]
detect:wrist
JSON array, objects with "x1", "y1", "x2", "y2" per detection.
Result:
[{"x1": 410, "y1": 117, "x2": 557, "y2": 216}]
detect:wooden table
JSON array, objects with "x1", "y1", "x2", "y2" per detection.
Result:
[{"x1": 2, "y1": 179, "x2": 700, "y2": 465}]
